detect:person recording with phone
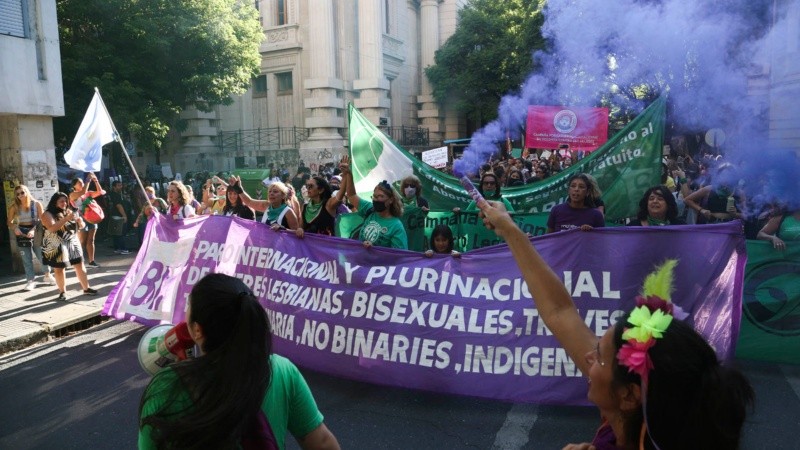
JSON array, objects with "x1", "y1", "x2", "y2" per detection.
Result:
[{"x1": 41, "y1": 192, "x2": 97, "y2": 301}]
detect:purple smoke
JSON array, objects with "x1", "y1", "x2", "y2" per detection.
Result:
[{"x1": 454, "y1": 0, "x2": 799, "y2": 210}]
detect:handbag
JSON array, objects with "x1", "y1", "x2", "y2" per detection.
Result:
[
  {"x1": 15, "y1": 201, "x2": 36, "y2": 247},
  {"x1": 16, "y1": 225, "x2": 34, "y2": 247},
  {"x1": 81, "y1": 197, "x2": 105, "y2": 224}
]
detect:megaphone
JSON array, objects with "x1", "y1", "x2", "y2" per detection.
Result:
[{"x1": 137, "y1": 322, "x2": 196, "y2": 375}]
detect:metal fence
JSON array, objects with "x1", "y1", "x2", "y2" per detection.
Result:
[
  {"x1": 219, "y1": 125, "x2": 429, "y2": 152},
  {"x1": 218, "y1": 127, "x2": 310, "y2": 153},
  {"x1": 377, "y1": 126, "x2": 430, "y2": 147}
]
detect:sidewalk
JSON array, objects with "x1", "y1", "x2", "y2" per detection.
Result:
[{"x1": 0, "y1": 236, "x2": 139, "y2": 354}]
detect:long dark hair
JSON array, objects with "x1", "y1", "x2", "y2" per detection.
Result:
[
  {"x1": 429, "y1": 224, "x2": 454, "y2": 253},
  {"x1": 45, "y1": 192, "x2": 70, "y2": 218},
  {"x1": 636, "y1": 186, "x2": 678, "y2": 223},
  {"x1": 311, "y1": 176, "x2": 332, "y2": 204},
  {"x1": 611, "y1": 314, "x2": 754, "y2": 449},
  {"x1": 139, "y1": 274, "x2": 272, "y2": 449},
  {"x1": 223, "y1": 183, "x2": 252, "y2": 217}
]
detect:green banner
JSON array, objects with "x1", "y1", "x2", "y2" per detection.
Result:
[
  {"x1": 336, "y1": 208, "x2": 550, "y2": 252},
  {"x1": 348, "y1": 96, "x2": 666, "y2": 221},
  {"x1": 736, "y1": 241, "x2": 800, "y2": 364}
]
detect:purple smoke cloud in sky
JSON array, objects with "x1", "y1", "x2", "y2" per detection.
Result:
[{"x1": 454, "y1": 0, "x2": 797, "y2": 203}]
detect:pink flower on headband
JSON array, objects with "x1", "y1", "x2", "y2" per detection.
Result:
[{"x1": 617, "y1": 338, "x2": 656, "y2": 383}]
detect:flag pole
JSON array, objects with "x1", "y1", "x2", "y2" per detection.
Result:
[{"x1": 93, "y1": 87, "x2": 151, "y2": 207}]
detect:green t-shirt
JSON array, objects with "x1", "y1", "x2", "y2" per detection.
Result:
[
  {"x1": 779, "y1": 214, "x2": 800, "y2": 241},
  {"x1": 138, "y1": 354, "x2": 323, "y2": 450},
  {"x1": 357, "y1": 198, "x2": 408, "y2": 249}
]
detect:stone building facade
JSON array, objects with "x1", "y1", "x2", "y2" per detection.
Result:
[
  {"x1": 148, "y1": 0, "x2": 469, "y2": 176},
  {"x1": 1, "y1": 0, "x2": 63, "y2": 271}
]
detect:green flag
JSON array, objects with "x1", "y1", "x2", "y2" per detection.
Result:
[{"x1": 347, "y1": 96, "x2": 666, "y2": 221}]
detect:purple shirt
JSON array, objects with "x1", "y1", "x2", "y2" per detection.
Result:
[{"x1": 546, "y1": 203, "x2": 605, "y2": 232}]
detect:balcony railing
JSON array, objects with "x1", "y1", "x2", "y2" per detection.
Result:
[
  {"x1": 377, "y1": 126, "x2": 430, "y2": 147},
  {"x1": 218, "y1": 127, "x2": 310, "y2": 153}
]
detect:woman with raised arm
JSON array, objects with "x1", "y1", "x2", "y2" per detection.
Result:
[
  {"x1": 339, "y1": 156, "x2": 407, "y2": 249},
  {"x1": 295, "y1": 175, "x2": 346, "y2": 238},
  {"x1": 231, "y1": 176, "x2": 299, "y2": 230},
  {"x1": 139, "y1": 273, "x2": 340, "y2": 450},
  {"x1": 69, "y1": 174, "x2": 104, "y2": 268},
  {"x1": 477, "y1": 199, "x2": 753, "y2": 450}
]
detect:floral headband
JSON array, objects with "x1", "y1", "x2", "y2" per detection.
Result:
[{"x1": 616, "y1": 260, "x2": 687, "y2": 385}]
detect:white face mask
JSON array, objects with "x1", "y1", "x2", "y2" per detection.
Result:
[{"x1": 404, "y1": 187, "x2": 416, "y2": 198}]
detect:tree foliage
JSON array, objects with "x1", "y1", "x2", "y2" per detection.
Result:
[
  {"x1": 425, "y1": 0, "x2": 546, "y2": 126},
  {"x1": 55, "y1": 0, "x2": 263, "y2": 155}
]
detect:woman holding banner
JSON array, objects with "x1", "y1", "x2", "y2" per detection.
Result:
[
  {"x1": 232, "y1": 176, "x2": 299, "y2": 230},
  {"x1": 138, "y1": 273, "x2": 340, "y2": 450},
  {"x1": 477, "y1": 199, "x2": 753, "y2": 450},
  {"x1": 166, "y1": 181, "x2": 196, "y2": 220},
  {"x1": 628, "y1": 186, "x2": 684, "y2": 227},
  {"x1": 340, "y1": 157, "x2": 408, "y2": 249},
  {"x1": 295, "y1": 176, "x2": 346, "y2": 237},
  {"x1": 757, "y1": 207, "x2": 800, "y2": 250},
  {"x1": 546, "y1": 173, "x2": 605, "y2": 233}
]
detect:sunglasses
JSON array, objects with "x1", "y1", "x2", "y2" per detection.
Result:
[
  {"x1": 15, "y1": 191, "x2": 26, "y2": 196},
  {"x1": 305, "y1": 184, "x2": 316, "y2": 189}
]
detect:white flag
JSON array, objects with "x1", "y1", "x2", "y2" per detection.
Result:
[{"x1": 64, "y1": 91, "x2": 116, "y2": 172}]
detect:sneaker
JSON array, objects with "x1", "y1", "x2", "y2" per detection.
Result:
[
  {"x1": 24, "y1": 281, "x2": 36, "y2": 291},
  {"x1": 87, "y1": 261, "x2": 100, "y2": 268},
  {"x1": 56, "y1": 292, "x2": 67, "y2": 301},
  {"x1": 42, "y1": 273, "x2": 56, "y2": 285},
  {"x1": 114, "y1": 249, "x2": 131, "y2": 255},
  {"x1": 83, "y1": 288, "x2": 98, "y2": 295}
]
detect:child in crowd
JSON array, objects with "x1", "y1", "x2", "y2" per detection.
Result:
[{"x1": 424, "y1": 224, "x2": 460, "y2": 257}]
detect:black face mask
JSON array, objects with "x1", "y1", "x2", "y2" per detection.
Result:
[{"x1": 373, "y1": 200, "x2": 387, "y2": 212}]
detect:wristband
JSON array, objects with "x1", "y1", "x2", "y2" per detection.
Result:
[{"x1": 678, "y1": 178, "x2": 687, "y2": 183}]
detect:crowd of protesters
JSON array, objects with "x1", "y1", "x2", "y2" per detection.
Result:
[{"x1": 6, "y1": 142, "x2": 798, "y2": 301}]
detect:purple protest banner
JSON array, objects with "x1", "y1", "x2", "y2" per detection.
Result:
[{"x1": 105, "y1": 215, "x2": 746, "y2": 405}]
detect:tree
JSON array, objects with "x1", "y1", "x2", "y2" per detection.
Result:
[
  {"x1": 55, "y1": 0, "x2": 263, "y2": 162},
  {"x1": 425, "y1": 0, "x2": 547, "y2": 128}
]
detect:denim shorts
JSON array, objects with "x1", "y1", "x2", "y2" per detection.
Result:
[{"x1": 83, "y1": 222, "x2": 99, "y2": 231}]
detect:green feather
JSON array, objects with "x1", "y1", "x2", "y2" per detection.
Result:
[{"x1": 641, "y1": 259, "x2": 678, "y2": 301}]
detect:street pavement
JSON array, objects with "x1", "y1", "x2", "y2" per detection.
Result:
[
  {"x1": 0, "y1": 235, "x2": 138, "y2": 355},
  {"x1": 2, "y1": 236, "x2": 800, "y2": 448}
]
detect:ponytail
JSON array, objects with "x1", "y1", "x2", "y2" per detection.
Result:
[{"x1": 140, "y1": 274, "x2": 272, "y2": 449}]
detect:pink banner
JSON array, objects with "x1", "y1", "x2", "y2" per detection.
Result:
[{"x1": 526, "y1": 106, "x2": 609, "y2": 151}]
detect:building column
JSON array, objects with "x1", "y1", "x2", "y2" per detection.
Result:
[
  {"x1": 302, "y1": 0, "x2": 345, "y2": 155},
  {"x1": 0, "y1": 115, "x2": 59, "y2": 273},
  {"x1": 417, "y1": 0, "x2": 444, "y2": 141},
  {"x1": 353, "y1": 0, "x2": 390, "y2": 125}
]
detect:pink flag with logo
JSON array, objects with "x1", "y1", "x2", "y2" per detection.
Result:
[{"x1": 526, "y1": 106, "x2": 609, "y2": 151}]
